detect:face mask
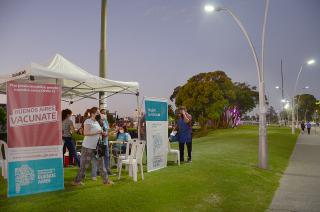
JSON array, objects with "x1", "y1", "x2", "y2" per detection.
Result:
[
  {"x1": 95, "y1": 114, "x2": 101, "y2": 121},
  {"x1": 100, "y1": 114, "x2": 105, "y2": 120},
  {"x1": 119, "y1": 130, "x2": 124, "y2": 133}
]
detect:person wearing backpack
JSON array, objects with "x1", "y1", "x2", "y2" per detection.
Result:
[
  {"x1": 73, "y1": 107, "x2": 113, "y2": 186},
  {"x1": 176, "y1": 106, "x2": 193, "y2": 163}
]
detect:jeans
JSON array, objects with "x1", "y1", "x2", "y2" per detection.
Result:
[
  {"x1": 63, "y1": 137, "x2": 80, "y2": 167},
  {"x1": 75, "y1": 147, "x2": 108, "y2": 183},
  {"x1": 307, "y1": 128, "x2": 311, "y2": 134},
  {"x1": 179, "y1": 142, "x2": 192, "y2": 161},
  {"x1": 112, "y1": 144, "x2": 126, "y2": 163},
  {"x1": 92, "y1": 144, "x2": 110, "y2": 177}
]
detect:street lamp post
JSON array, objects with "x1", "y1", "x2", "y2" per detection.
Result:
[
  {"x1": 204, "y1": 0, "x2": 270, "y2": 169},
  {"x1": 291, "y1": 59, "x2": 315, "y2": 134}
]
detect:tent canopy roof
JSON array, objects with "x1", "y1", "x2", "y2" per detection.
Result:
[{"x1": 0, "y1": 54, "x2": 139, "y2": 102}]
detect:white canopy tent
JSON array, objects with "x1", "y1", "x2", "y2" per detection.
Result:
[
  {"x1": 0, "y1": 54, "x2": 141, "y2": 137},
  {"x1": 0, "y1": 54, "x2": 139, "y2": 103}
]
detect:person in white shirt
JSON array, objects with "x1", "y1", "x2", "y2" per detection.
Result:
[{"x1": 73, "y1": 107, "x2": 113, "y2": 186}]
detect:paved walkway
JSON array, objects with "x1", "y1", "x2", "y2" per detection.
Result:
[{"x1": 268, "y1": 128, "x2": 320, "y2": 212}]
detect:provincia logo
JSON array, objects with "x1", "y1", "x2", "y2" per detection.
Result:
[
  {"x1": 9, "y1": 105, "x2": 58, "y2": 127},
  {"x1": 15, "y1": 164, "x2": 35, "y2": 193}
]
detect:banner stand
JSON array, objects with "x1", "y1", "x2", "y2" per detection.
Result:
[
  {"x1": 144, "y1": 97, "x2": 168, "y2": 172},
  {"x1": 7, "y1": 82, "x2": 64, "y2": 197}
]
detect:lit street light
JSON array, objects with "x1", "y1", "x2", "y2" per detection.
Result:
[
  {"x1": 204, "y1": 5, "x2": 215, "y2": 13},
  {"x1": 292, "y1": 59, "x2": 316, "y2": 134},
  {"x1": 204, "y1": 0, "x2": 270, "y2": 169},
  {"x1": 284, "y1": 102, "x2": 290, "y2": 110}
]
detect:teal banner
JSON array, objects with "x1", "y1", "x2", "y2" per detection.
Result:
[
  {"x1": 8, "y1": 158, "x2": 64, "y2": 197},
  {"x1": 145, "y1": 100, "x2": 168, "y2": 121}
]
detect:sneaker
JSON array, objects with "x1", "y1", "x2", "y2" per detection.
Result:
[
  {"x1": 104, "y1": 180, "x2": 114, "y2": 185},
  {"x1": 72, "y1": 181, "x2": 84, "y2": 186},
  {"x1": 187, "y1": 159, "x2": 192, "y2": 163},
  {"x1": 92, "y1": 177, "x2": 97, "y2": 181}
]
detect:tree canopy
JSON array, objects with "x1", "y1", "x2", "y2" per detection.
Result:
[
  {"x1": 295, "y1": 94, "x2": 317, "y2": 121},
  {"x1": 171, "y1": 71, "x2": 258, "y2": 128}
]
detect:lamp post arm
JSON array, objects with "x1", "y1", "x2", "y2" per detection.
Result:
[
  {"x1": 222, "y1": 7, "x2": 261, "y2": 81},
  {"x1": 291, "y1": 64, "x2": 304, "y2": 134},
  {"x1": 293, "y1": 65, "x2": 304, "y2": 98}
]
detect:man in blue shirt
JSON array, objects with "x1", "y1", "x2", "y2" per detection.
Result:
[{"x1": 176, "y1": 106, "x2": 192, "y2": 163}]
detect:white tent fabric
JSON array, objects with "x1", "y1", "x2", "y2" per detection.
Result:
[{"x1": 0, "y1": 54, "x2": 139, "y2": 102}]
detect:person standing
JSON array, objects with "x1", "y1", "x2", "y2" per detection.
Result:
[
  {"x1": 73, "y1": 107, "x2": 113, "y2": 185},
  {"x1": 300, "y1": 121, "x2": 305, "y2": 134},
  {"x1": 176, "y1": 106, "x2": 192, "y2": 163},
  {"x1": 91, "y1": 109, "x2": 113, "y2": 179},
  {"x1": 62, "y1": 109, "x2": 80, "y2": 167},
  {"x1": 307, "y1": 121, "x2": 312, "y2": 135}
]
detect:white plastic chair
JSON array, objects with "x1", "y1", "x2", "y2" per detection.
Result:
[
  {"x1": 168, "y1": 139, "x2": 180, "y2": 166},
  {"x1": 0, "y1": 140, "x2": 8, "y2": 179},
  {"x1": 117, "y1": 139, "x2": 136, "y2": 171},
  {"x1": 118, "y1": 140, "x2": 145, "y2": 182}
]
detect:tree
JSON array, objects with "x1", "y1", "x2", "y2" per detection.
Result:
[
  {"x1": 171, "y1": 71, "x2": 259, "y2": 129},
  {"x1": 168, "y1": 104, "x2": 175, "y2": 120},
  {"x1": 231, "y1": 82, "x2": 258, "y2": 115},
  {"x1": 107, "y1": 112, "x2": 115, "y2": 125},
  {"x1": 266, "y1": 106, "x2": 278, "y2": 124},
  {"x1": 170, "y1": 86, "x2": 181, "y2": 102},
  {"x1": 296, "y1": 94, "x2": 317, "y2": 121},
  {"x1": 172, "y1": 71, "x2": 236, "y2": 129}
]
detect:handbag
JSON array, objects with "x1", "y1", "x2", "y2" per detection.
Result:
[
  {"x1": 169, "y1": 130, "x2": 179, "y2": 142},
  {"x1": 94, "y1": 136, "x2": 106, "y2": 159}
]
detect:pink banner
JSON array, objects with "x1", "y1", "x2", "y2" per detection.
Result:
[{"x1": 7, "y1": 82, "x2": 61, "y2": 148}]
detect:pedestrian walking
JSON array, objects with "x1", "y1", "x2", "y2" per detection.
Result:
[
  {"x1": 306, "y1": 121, "x2": 312, "y2": 135},
  {"x1": 300, "y1": 121, "x2": 305, "y2": 134}
]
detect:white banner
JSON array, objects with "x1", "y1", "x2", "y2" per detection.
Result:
[{"x1": 145, "y1": 97, "x2": 168, "y2": 172}]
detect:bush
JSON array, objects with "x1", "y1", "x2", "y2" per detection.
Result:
[{"x1": 72, "y1": 133, "x2": 84, "y2": 141}]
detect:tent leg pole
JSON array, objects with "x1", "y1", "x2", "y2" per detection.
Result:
[{"x1": 137, "y1": 94, "x2": 141, "y2": 140}]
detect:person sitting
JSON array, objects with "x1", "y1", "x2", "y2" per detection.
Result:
[{"x1": 112, "y1": 125, "x2": 131, "y2": 163}]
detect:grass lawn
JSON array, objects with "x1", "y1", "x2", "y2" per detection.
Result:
[{"x1": 0, "y1": 126, "x2": 298, "y2": 212}]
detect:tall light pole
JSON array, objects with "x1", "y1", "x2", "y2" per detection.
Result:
[
  {"x1": 276, "y1": 85, "x2": 290, "y2": 126},
  {"x1": 204, "y1": 0, "x2": 270, "y2": 169},
  {"x1": 99, "y1": 0, "x2": 108, "y2": 109},
  {"x1": 291, "y1": 59, "x2": 315, "y2": 134}
]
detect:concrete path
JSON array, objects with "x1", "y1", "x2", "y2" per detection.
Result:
[{"x1": 268, "y1": 127, "x2": 320, "y2": 212}]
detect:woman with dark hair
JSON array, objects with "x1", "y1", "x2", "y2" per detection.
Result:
[
  {"x1": 74, "y1": 107, "x2": 113, "y2": 186},
  {"x1": 112, "y1": 125, "x2": 131, "y2": 163},
  {"x1": 62, "y1": 109, "x2": 80, "y2": 167},
  {"x1": 91, "y1": 109, "x2": 112, "y2": 179}
]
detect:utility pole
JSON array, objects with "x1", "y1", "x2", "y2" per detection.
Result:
[
  {"x1": 280, "y1": 59, "x2": 284, "y2": 125},
  {"x1": 99, "y1": 0, "x2": 108, "y2": 109}
]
